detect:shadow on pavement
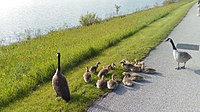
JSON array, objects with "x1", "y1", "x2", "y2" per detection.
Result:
[
  {"x1": 194, "y1": 69, "x2": 200, "y2": 75},
  {"x1": 88, "y1": 104, "x2": 115, "y2": 112},
  {"x1": 176, "y1": 43, "x2": 199, "y2": 51}
]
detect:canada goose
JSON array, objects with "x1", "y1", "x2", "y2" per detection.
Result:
[
  {"x1": 165, "y1": 38, "x2": 192, "y2": 70},
  {"x1": 134, "y1": 59, "x2": 144, "y2": 68},
  {"x1": 120, "y1": 61, "x2": 142, "y2": 72},
  {"x1": 52, "y1": 52, "x2": 70, "y2": 102},
  {"x1": 141, "y1": 62, "x2": 156, "y2": 74},
  {"x1": 83, "y1": 66, "x2": 91, "y2": 83},
  {"x1": 107, "y1": 74, "x2": 118, "y2": 90},
  {"x1": 110, "y1": 63, "x2": 116, "y2": 70},
  {"x1": 122, "y1": 73, "x2": 134, "y2": 87},
  {"x1": 98, "y1": 65, "x2": 111, "y2": 77},
  {"x1": 122, "y1": 72, "x2": 144, "y2": 82},
  {"x1": 120, "y1": 61, "x2": 134, "y2": 70},
  {"x1": 89, "y1": 62, "x2": 101, "y2": 73},
  {"x1": 96, "y1": 75, "x2": 106, "y2": 89}
]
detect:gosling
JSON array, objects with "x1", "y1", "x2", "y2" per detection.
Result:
[
  {"x1": 107, "y1": 74, "x2": 118, "y2": 90},
  {"x1": 120, "y1": 61, "x2": 142, "y2": 72},
  {"x1": 122, "y1": 72, "x2": 144, "y2": 82},
  {"x1": 89, "y1": 62, "x2": 101, "y2": 73},
  {"x1": 122, "y1": 73, "x2": 134, "y2": 87},
  {"x1": 96, "y1": 75, "x2": 106, "y2": 89},
  {"x1": 83, "y1": 66, "x2": 91, "y2": 83},
  {"x1": 141, "y1": 62, "x2": 156, "y2": 74},
  {"x1": 98, "y1": 64, "x2": 111, "y2": 77}
]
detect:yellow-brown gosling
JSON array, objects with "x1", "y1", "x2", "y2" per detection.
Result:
[
  {"x1": 122, "y1": 72, "x2": 143, "y2": 82},
  {"x1": 98, "y1": 64, "x2": 111, "y2": 77},
  {"x1": 120, "y1": 61, "x2": 141, "y2": 72},
  {"x1": 141, "y1": 62, "x2": 156, "y2": 74},
  {"x1": 96, "y1": 75, "x2": 106, "y2": 89},
  {"x1": 89, "y1": 62, "x2": 101, "y2": 73},
  {"x1": 110, "y1": 63, "x2": 116, "y2": 70},
  {"x1": 120, "y1": 61, "x2": 134, "y2": 71},
  {"x1": 134, "y1": 59, "x2": 144, "y2": 68},
  {"x1": 107, "y1": 74, "x2": 118, "y2": 90},
  {"x1": 122, "y1": 73, "x2": 134, "y2": 87},
  {"x1": 52, "y1": 52, "x2": 70, "y2": 102},
  {"x1": 83, "y1": 66, "x2": 91, "y2": 83}
]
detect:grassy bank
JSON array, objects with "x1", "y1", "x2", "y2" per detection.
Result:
[
  {"x1": 1, "y1": 0, "x2": 195, "y2": 111},
  {"x1": 0, "y1": 1, "x2": 192, "y2": 107}
]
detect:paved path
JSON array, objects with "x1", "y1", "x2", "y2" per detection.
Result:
[{"x1": 88, "y1": 4, "x2": 200, "y2": 112}]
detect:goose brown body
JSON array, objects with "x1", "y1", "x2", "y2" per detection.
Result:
[{"x1": 52, "y1": 53, "x2": 70, "y2": 102}]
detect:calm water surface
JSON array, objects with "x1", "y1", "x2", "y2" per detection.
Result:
[{"x1": 0, "y1": 0, "x2": 165, "y2": 45}]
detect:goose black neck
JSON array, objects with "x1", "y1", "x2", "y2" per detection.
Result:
[
  {"x1": 170, "y1": 39, "x2": 177, "y2": 50},
  {"x1": 57, "y1": 53, "x2": 61, "y2": 71}
]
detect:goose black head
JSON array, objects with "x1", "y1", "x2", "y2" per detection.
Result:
[
  {"x1": 165, "y1": 38, "x2": 172, "y2": 42},
  {"x1": 57, "y1": 52, "x2": 60, "y2": 57}
]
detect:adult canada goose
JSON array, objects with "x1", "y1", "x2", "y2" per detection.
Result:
[
  {"x1": 165, "y1": 38, "x2": 192, "y2": 70},
  {"x1": 89, "y1": 62, "x2": 101, "y2": 73},
  {"x1": 107, "y1": 74, "x2": 118, "y2": 90},
  {"x1": 83, "y1": 66, "x2": 91, "y2": 83},
  {"x1": 97, "y1": 65, "x2": 111, "y2": 77},
  {"x1": 52, "y1": 52, "x2": 70, "y2": 102},
  {"x1": 96, "y1": 75, "x2": 106, "y2": 89},
  {"x1": 141, "y1": 62, "x2": 156, "y2": 74},
  {"x1": 122, "y1": 73, "x2": 134, "y2": 87}
]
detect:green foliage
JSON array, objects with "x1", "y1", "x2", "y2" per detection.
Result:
[
  {"x1": 79, "y1": 12, "x2": 102, "y2": 26},
  {"x1": 163, "y1": 0, "x2": 179, "y2": 5},
  {"x1": 0, "y1": 0, "x2": 195, "y2": 111}
]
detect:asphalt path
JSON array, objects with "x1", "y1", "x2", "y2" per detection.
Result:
[{"x1": 88, "y1": 4, "x2": 200, "y2": 112}]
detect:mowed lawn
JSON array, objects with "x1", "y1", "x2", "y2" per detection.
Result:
[
  {"x1": 0, "y1": 1, "x2": 189, "y2": 107},
  {"x1": 0, "y1": 0, "x2": 195, "y2": 112}
]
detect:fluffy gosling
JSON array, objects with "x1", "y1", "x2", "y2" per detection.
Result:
[
  {"x1": 98, "y1": 64, "x2": 111, "y2": 77},
  {"x1": 83, "y1": 66, "x2": 91, "y2": 83},
  {"x1": 96, "y1": 75, "x2": 106, "y2": 89},
  {"x1": 122, "y1": 73, "x2": 134, "y2": 87},
  {"x1": 107, "y1": 74, "x2": 118, "y2": 90},
  {"x1": 89, "y1": 62, "x2": 101, "y2": 73}
]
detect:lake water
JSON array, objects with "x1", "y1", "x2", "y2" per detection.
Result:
[{"x1": 0, "y1": 0, "x2": 165, "y2": 45}]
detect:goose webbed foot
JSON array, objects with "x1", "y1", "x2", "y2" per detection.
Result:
[
  {"x1": 181, "y1": 66, "x2": 185, "y2": 69},
  {"x1": 175, "y1": 67, "x2": 180, "y2": 70}
]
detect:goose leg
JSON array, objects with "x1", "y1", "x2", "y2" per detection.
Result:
[
  {"x1": 181, "y1": 62, "x2": 186, "y2": 69},
  {"x1": 176, "y1": 62, "x2": 180, "y2": 70}
]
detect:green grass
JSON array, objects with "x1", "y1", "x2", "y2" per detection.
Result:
[
  {"x1": 0, "y1": 1, "x2": 191, "y2": 107},
  {"x1": 0, "y1": 0, "x2": 195, "y2": 111}
]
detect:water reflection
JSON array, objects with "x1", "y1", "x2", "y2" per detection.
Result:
[{"x1": 0, "y1": 0, "x2": 165, "y2": 45}]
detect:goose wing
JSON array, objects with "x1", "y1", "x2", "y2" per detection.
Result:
[
  {"x1": 57, "y1": 75, "x2": 70, "y2": 101},
  {"x1": 178, "y1": 51, "x2": 192, "y2": 62}
]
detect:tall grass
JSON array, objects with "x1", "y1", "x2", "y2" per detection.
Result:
[
  {"x1": 0, "y1": 0, "x2": 193, "y2": 108},
  {"x1": 0, "y1": 1, "x2": 195, "y2": 111}
]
